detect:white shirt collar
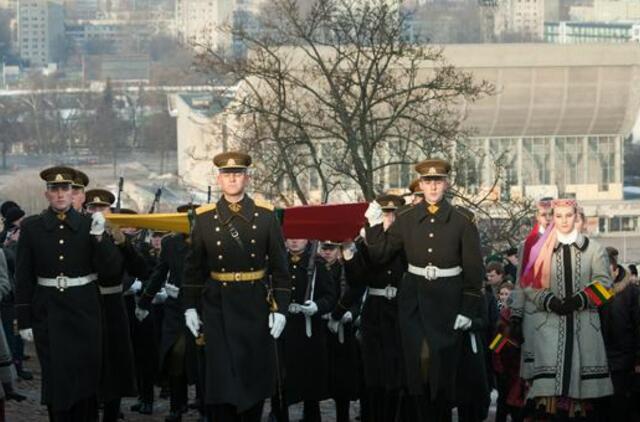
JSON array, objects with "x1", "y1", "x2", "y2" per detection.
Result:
[{"x1": 557, "y1": 229, "x2": 578, "y2": 245}]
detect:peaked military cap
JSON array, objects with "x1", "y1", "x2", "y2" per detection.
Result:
[
  {"x1": 85, "y1": 189, "x2": 115, "y2": 207},
  {"x1": 320, "y1": 240, "x2": 341, "y2": 249},
  {"x1": 40, "y1": 166, "x2": 76, "y2": 186},
  {"x1": 177, "y1": 203, "x2": 201, "y2": 213},
  {"x1": 409, "y1": 178, "x2": 424, "y2": 197},
  {"x1": 376, "y1": 194, "x2": 405, "y2": 211},
  {"x1": 415, "y1": 159, "x2": 451, "y2": 179},
  {"x1": 213, "y1": 151, "x2": 252, "y2": 172},
  {"x1": 72, "y1": 170, "x2": 89, "y2": 189}
]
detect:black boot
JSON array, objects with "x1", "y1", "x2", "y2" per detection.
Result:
[{"x1": 165, "y1": 410, "x2": 182, "y2": 422}]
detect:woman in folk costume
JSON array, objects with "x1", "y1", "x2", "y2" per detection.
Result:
[{"x1": 518, "y1": 199, "x2": 613, "y2": 421}]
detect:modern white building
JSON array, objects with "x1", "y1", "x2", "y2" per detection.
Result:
[
  {"x1": 17, "y1": 0, "x2": 65, "y2": 67},
  {"x1": 545, "y1": 21, "x2": 640, "y2": 43}
]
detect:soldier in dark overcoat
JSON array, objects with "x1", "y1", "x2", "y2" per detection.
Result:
[
  {"x1": 182, "y1": 152, "x2": 290, "y2": 422},
  {"x1": 85, "y1": 190, "x2": 149, "y2": 422},
  {"x1": 271, "y1": 239, "x2": 336, "y2": 422},
  {"x1": 323, "y1": 243, "x2": 363, "y2": 422},
  {"x1": 15, "y1": 166, "x2": 123, "y2": 422},
  {"x1": 335, "y1": 194, "x2": 407, "y2": 422},
  {"x1": 362, "y1": 159, "x2": 486, "y2": 421},
  {"x1": 136, "y1": 204, "x2": 200, "y2": 422}
]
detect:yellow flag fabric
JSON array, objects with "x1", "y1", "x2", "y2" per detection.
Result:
[{"x1": 106, "y1": 212, "x2": 191, "y2": 234}]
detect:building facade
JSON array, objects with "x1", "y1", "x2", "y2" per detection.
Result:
[
  {"x1": 17, "y1": 0, "x2": 65, "y2": 67},
  {"x1": 545, "y1": 21, "x2": 640, "y2": 43}
]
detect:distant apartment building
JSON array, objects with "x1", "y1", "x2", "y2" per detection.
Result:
[
  {"x1": 571, "y1": 0, "x2": 640, "y2": 21},
  {"x1": 545, "y1": 21, "x2": 640, "y2": 43},
  {"x1": 65, "y1": 18, "x2": 154, "y2": 53},
  {"x1": 17, "y1": 0, "x2": 65, "y2": 67},
  {"x1": 175, "y1": 0, "x2": 263, "y2": 56},
  {"x1": 494, "y1": 0, "x2": 545, "y2": 39},
  {"x1": 63, "y1": 0, "x2": 98, "y2": 19}
]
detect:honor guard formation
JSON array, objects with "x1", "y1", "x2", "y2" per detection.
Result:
[{"x1": 0, "y1": 152, "x2": 638, "y2": 422}]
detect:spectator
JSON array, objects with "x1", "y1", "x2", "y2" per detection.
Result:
[
  {"x1": 628, "y1": 264, "x2": 638, "y2": 285},
  {"x1": 600, "y1": 246, "x2": 640, "y2": 422},
  {"x1": 497, "y1": 282, "x2": 514, "y2": 311},
  {"x1": 503, "y1": 247, "x2": 518, "y2": 282},
  {"x1": 486, "y1": 262, "x2": 507, "y2": 296}
]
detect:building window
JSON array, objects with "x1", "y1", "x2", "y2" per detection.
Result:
[{"x1": 523, "y1": 137, "x2": 550, "y2": 185}]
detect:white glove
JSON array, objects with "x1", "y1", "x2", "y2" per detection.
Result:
[
  {"x1": 135, "y1": 306, "x2": 149, "y2": 321},
  {"x1": 364, "y1": 201, "x2": 383, "y2": 226},
  {"x1": 129, "y1": 279, "x2": 142, "y2": 293},
  {"x1": 152, "y1": 288, "x2": 168, "y2": 304},
  {"x1": 300, "y1": 300, "x2": 318, "y2": 316},
  {"x1": 185, "y1": 308, "x2": 202, "y2": 337},
  {"x1": 19, "y1": 328, "x2": 33, "y2": 342},
  {"x1": 288, "y1": 303, "x2": 301, "y2": 314},
  {"x1": 90, "y1": 212, "x2": 106, "y2": 235},
  {"x1": 453, "y1": 314, "x2": 472, "y2": 331},
  {"x1": 341, "y1": 311, "x2": 353, "y2": 324},
  {"x1": 327, "y1": 318, "x2": 340, "y2": 334},
  {"x1": 341, "y1": 242, "x2": 356, "y2": 261},
  {"x1": 269, "y1": 313, "x2": 286, "y2": 339},
  {"x1": 165, "y1": 282, "x2": 180, "y2": 299}
]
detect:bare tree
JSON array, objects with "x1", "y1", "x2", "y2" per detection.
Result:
[{"x1": 195, "y1": 0, "x2": 493, "y2": 204}]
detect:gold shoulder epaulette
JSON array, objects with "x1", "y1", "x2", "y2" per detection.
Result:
[
  {"x1": 454, "y1": 205, "x2": 476, "y2": 223},
  {"x1": 195, "y1": 204, "x2": 217, "y2": 215},
  {"x1": 254, "y1": 198, "x2": 275, "y2": 211}
]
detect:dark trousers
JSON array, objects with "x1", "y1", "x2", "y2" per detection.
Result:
[
  {"x1": 48, "y1": 397, "x2": 98, "y2": 422},
  {"x1": 334, "y1": 399, "x2": 350, "y2": 422},
  {"x1": 404, "y1": 394, "x2": 451, "y2": 422},
  {"x1": 207, "y1": 401, "x2": 264, "y2": 422},
  {"x1": 102, "y1": 398, "x2": 121, "y2": 422},
  {"x1": 167, "y1": 335, "x2": 188, "y2": 413},
  {"x1": 603, "y1": 370, "x2": 634, "y2": 422},
  {"x1": 364, "y1": 388, "x2": 400, "y2": 422},
  {"x1": 130, "y1": 304, "x2": 158, "y2": 404},
  {"x1": 1, "y1": 305, "x2": 23, "y2": 369}
]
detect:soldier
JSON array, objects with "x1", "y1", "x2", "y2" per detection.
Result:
[
  {"x1": 15, "y1": 167, "x2": 123, "y2": 421},
  {"x1": 362, "y1": 159, "x2": 486, "y2": 421},
  {"x1": 271, "y1": 238, "x2": 336, "y2": 422},
  {"x1": 182, "y1": 151, "x2": 290, "y2": 422},
  {"x1": 71, "y1": 170, "x2": 89, "y2": 213},
  {"x1": 135, "y1": 204, "x2": 201, "y2": 422},
  {"x1": 334, "y1": 194, "x2": 407, "y2": 422},
  {"x1": 408, "y1": 178, "x2": 424, "y2": 205},
  {"x1": 85, "y1": 189, "x2": 146, "y2": 422},
  {"x1": 323, "y1": 241, "x2": 363, "y2": 422}
]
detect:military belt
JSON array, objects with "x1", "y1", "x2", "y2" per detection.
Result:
[
  {"x1": 99, "y1": 284, "x2": 123, "y2": 295},
  {"x1": 210, "y1": 269, "x2": 266, "y2": 283},
  {"x1": 37, "y1": 273, "x2": 98, "y2": 291},
  {"x1": 407, "y1": 264, "x2": 462, "y2": 281},
  {"x1": 368, "y1": 285, "x2": 397, "y2": 300}
]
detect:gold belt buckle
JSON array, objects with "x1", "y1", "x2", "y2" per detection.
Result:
[{"x1": 234, "y1": 273, "x2": 242, "y2": 282}]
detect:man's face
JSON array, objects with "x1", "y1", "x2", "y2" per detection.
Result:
[
  {"x1": 44, "y1": 184, "x2": 73, "y2": 212},
  {"x1": 536, "y1": 205, "x2": 551, "y2": 229},
  {"x1": 72, "y1": 188, "x2": 86, "y2": 211},
  {"x1": 286, "y1": 239, "x2": 308, "y2": 253},
  {"x1": 216, "y1": 171, "x2": 249, "y2": 197},
  {"x1": 506, "y1": 254, "x2": 518, "y2": 266},
  {"x1": 87, "y1": 204, "x2": 111, "y2": 215},
  {"x1": 151, "y1": 235, "x2": 163, "y2": 250},
  {"x1": 382, "y1": 211, "x2": 395, "y2": 231},
  {"x1": 319, "y1": 246, "x2": 340, "y2": 264},
  {"x1": 419, "y1": 178, "x2": 448, "y2": 205},
  {"x1": 486, "y1": 270, "x2": 503, "y2": 286}
]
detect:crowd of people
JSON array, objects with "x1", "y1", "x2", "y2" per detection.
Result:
[{"x1": 0, "y1": 153, "x2": 636, "y2": 422}]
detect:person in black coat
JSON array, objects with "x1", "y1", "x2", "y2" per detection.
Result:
[
  {"x1": 323, "y1": 243, "x2": 363, "y2": 422},
  {"x1": 271, "y1": 239, "x2": 336, "y2": 422},
  {"x1": 336, "y1": 194, "x2": 407, "y2": 422},
  {"x1": 600, "y1": 247, "x2": 640, "y2": 422},
  {"x1": 181, "y1": 152, "x2": 291, "y2": 422},
  {"x1": 136, "y1": 204, "x2": 200, "y2": 422},
  {"x1": 362, "y1": 159, "x2": 486, "y2": 422},
  {"x1": 15, "y1": 166, "x2": 124, "y2": 422}
]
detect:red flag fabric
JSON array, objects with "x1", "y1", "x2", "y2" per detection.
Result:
[{"x1": 281, "y1": 202, "x2": 368, "y2": 242}]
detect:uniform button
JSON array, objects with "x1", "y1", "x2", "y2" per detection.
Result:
[
  {"x1": 59, "y1": 225, "x2": 64, "y2": 229},
  {"x1": 223, "y1": 282, "x2": 227, "y2": 287},
  {"x1": 293, "y1": 265, "x2": 297, "y2": 269},
  {"x1": 254, "y1": 212, "x2": 259, "y2": 217},
  {"x1": 216, "y1": 241, "x2": 221, "y2": 246},
  {"x1": 250, "y1": 267, "x2": 254, "y2": 271},
  {"x1": 251, "y1": 253, "x2": 256, "y2": 258},
  {"x1": 251, "y1": 239, "x2": 256, "y2": 244},
  {"x1": 221, "y1": 268, "x2": 226, "y2": 272},
  {"x1": 59, "y1": 255, "x2": 64, "y2": 260},
  {"x1": 429, "y1": 233, "x2": 434, "y2": 238},
  {"x1": 292, "y1": 275, "x2": 296, "y2": 279},
  {"x1": 218, "y1": 255, "x2": 223, "y2": 260},
  {"x1": 428, "y1": 248, "x2": 433, "y2": 253},
  {"x1": 59, "y1": 239, "x2": 64, "y2": 244},
  {"x1": 215, "y1": 227, "x2": 220, "y2": 232},
  {"x1": 387, "y1": 270, "x2": 392, "y2": 275},
  {"x1": 252, "y1": 225, "x2": 257, "y2": 230},
  {"x1": 292, "y1": 286, "x2": 296, "y2": 291},
  {"x1": 430, "y1": 218, "x2": 435, "y2": 223}
]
